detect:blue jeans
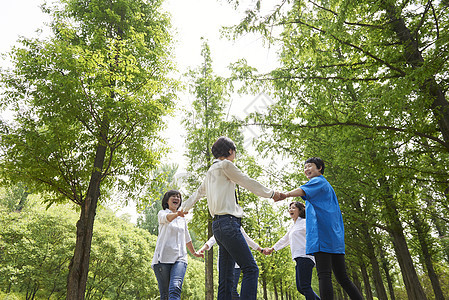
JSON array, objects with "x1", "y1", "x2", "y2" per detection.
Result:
[
  {"x1": 232, "y1": 267, "x2": 241, "y2": 299},
  {"x1": 153, "y1": 261, "x2": 187, "y2": 300},
  {"x1": 295, "y1": 257, "x2": 320, "y2": 300},
  {"x1": 213, "y1": 215, "x2": 259, "y2": 300}
]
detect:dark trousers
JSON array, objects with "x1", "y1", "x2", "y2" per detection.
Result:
[
  {"x1": 295, "y1": 257, "x2": 320, "y2": 300},
  {"x1": 213, "y1": 215, "x2": 259, "y2": 300},
  {"x1": 314, "y1": 252, "x2": 363, "y2": 300},
  {"x1": 232, "y1": 267, "x2": 241, "y2": 299}
]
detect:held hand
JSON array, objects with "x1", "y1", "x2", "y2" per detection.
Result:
[
  {"x1": 272, "y1": 191, "x2": 288, "y2": 202},
  {"x1": 193, "y1": 251, "x2": 204, "y2": 258},
  {"x1": 273, "y1": 191, "x2": 287, "y2": 202},
  {"x1": 194, "y1": 244, "x2": 209, "y2": 257},
  {"x1": 262, "y1": 247, "x2": 273, "y2": 255},
  {"x1": 198, "y1": 245, "x2": 208, "y2": 255},
  {"x1": 177, "y1": 210, "x2": 188, "y2": 218}
]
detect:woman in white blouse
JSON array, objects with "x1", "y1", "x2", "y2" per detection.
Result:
[
  {"x1": 263, "y1": 202, "x2": 320, "y2": 300},
  {"x1": 151, "y1": 190, "x2": 203, "y2": 300}
]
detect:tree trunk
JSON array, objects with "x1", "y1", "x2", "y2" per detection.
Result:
[
  {"x1": 412, "y1": 214, "x2": 446, "y2": 300},
  {"x1": 380, "y1": 179, "x2": 427, "y2": 300},
  {"x1": 273, "y1": 280, "x2": 278, "y2": 300},
  {"x1": 66, "y1": 140, "x2": 107, "y2": 299},
  {"x1": 362, "y1": 228, "x2": 388, "y2": 299},
  {"x1": 389, "y1": 216, "x2": 427, "y2": 300},
  {"x1": 355, "y1": 199, "x2": 389, "y2": 299},
  {"x1": 205, "y1": 216, "x2": 214, "y2": 300},
  {"x1": 380, "y1": 246, "x2": 396, "y2": 300},
  {"x1": 432, "y1": 218, "x2": 449, "y2": 263},
  {"x1": 351, "y1": 269, "x2": 362, "y2": 297},
  {"x1": 359, "y1": 261, "x2": 373, "y2": 300},
  {"x1": 384, "y1": 2, "x2": 449, "y2": 150},
  {"x1": 425, "y1": 197, "x2": 449, "y2": 263},
  {"x1": 262, "y1": 273, "x2": 268, "y2": 300},
  {"x1": 17, "y1": 189, "x2": 30, "y2": 211},
  {"x1": 279, "y1": 278, "x2": 283, "y2": 300}
]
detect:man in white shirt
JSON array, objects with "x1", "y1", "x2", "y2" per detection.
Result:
[{"x1": 181, "y1": 136, "x2": 283, "y2": 300}]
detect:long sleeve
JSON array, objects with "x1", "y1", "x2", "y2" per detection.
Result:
[
  {"x1": 205, "y1": 236, "x2": 216, "y2": 249},
  {"x1": 222, "y1": 160, "x2": 273, "y2": 199},
  {"x1": 184, "y1": 221, "x2": 192, "y2": 244},
  {"x1": 158, "y1": 209, "x2": 169, "y2": 224},
  {"x1": 241, "y1": 227, "x2": 260, "y2": 250},
  {"x1": 273, "y1": 229, "x2": 290, "y2": 252},
  {"x1": 181, "y1": 179, "x2": 207, "y2": 212},
  {"x1": 181, "y1": 159, "x2": 273, "y2": 218}
]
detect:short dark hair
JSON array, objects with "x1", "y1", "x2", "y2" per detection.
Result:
[
  {"x1": 290, "y1": 201, "x2": 306, "y2": 218},
  {"x1": 211, "y1": 136, "x2": 236, "y2": 159},
  {"x1": 161, "y1": 190, "x2": 182, "y2": 210},
  {"x1": 305, "y1": 157, "x2": 325, "y2": 174}
]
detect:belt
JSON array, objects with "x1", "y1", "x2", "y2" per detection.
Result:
[{"x1": 213, "y1": 214, "x2": 241, "y2": 221}]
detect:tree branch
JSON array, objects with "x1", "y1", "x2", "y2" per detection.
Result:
[
  {"x1": 247, "y1": 121, "x2": 449, "y2": 149},
  {"x1": 280, "y1": 18, "x2": 407, "y2": 76},
  {"x1": 308, "y1": 0, "x2": 388, "y2": 29}
]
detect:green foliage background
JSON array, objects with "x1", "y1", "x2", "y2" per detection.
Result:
[{"x1": 0, "y1": 191, "x2": 205, "y2": 299}]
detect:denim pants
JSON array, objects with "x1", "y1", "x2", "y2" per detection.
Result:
[
  {"x1": 153, "y1": 261, "x2": 187, "y2": 300},
  {"x1": 213, "y1": 215, "x2": 259, "y2": 300},
  {"x1": 314, "y1": 252, "x2": 363, "y2": 300},
  {"x1": 232, "y1": 267, "x2": 241, "y2": 299},
  {"x1": 295, "y1": 257, "x2": 320, "y2": 300}
]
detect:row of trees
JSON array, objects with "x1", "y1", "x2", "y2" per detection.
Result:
[
  {"x1": 220, "y1": 0, "x2": 449, "y2": 299},
  {"x1": 1, "y1": 0, "x2": 448, "y2": 299}
]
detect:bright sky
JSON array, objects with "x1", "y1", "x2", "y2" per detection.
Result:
[
  {"x1": 0, "y1": 0, "x2": 282, "y2": 221},
  {"x1": 161, "y1": 0, "x2": 280, "y2": 174}
]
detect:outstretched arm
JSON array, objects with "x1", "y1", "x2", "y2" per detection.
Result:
[
  {"x1": 265, "y1": 230, "x2": 290, "y2": 255},
  {"x1": 283, "y1": 187, "x2": 305, "y2": 198},
  {"x1": 195, "y1": 244, "x2": 210, "y2": 256},
  {"x1": 222, "y1": 160, "x2": 277, "y2": 199},
  {"x1": 187, "y1": 241, "x2": 204, "y2": 258},
  {"x1": 165, "y1": 210, "x2": 189, "y2": 223},
  {"x1": 196, "y1": 235, "x2": 216, "y2": 256},
  {"x1": 240, "y1": 227, "x2": 263, "y2": 253},
  {"x1": 180, "y1": 179, "x2": 206, "y2": 212}
]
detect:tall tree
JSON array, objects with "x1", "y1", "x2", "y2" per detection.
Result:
[
  {"x1": 0, "y1": 0, "x2": 175, "y2": 298},
  {"x1": 183, "y1": 40, "x2": 244, "y2": 299}
]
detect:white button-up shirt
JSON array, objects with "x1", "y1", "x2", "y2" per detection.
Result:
[
  {"x1": 181, "y1": 159, "x2": 274, "y2": 218},
  {"x1": 273, "y1": 217, "x2": 315, "y2": 263},
  {"x1": 151, "y1": 209, "x2": 192, "y2": 268}
]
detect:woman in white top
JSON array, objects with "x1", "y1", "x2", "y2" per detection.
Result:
[
  {"x1": 264, "y1": 201, "x2": 320, "y2": 300},
  {"x1": 181, "y1": 136, "x2": 282, "y2": 300},
  {"x1": 151, "y1": 190, "x2": 203, "y2": 300},
  {"x1": 197, "y1": 227, "x2": 264, "y2": 299}
]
